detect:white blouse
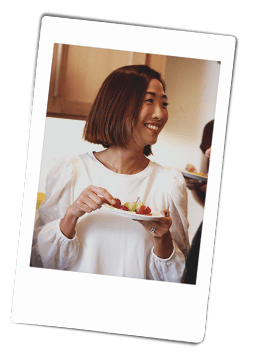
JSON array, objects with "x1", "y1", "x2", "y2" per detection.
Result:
[{"x1": 31, "y1": 152, "x2": 190, "y2": 282}]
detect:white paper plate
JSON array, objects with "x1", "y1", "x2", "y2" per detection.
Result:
[
  {"x1": 102, "y1": 204, "x2": 164, "y2": 221},
  {"x1": 181, "y1": 170, "x2": 208, "y2": 182}
]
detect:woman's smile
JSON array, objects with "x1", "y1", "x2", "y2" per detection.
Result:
[{"x1": 144, "y1": 123, "x2": 160, "y2": 133}]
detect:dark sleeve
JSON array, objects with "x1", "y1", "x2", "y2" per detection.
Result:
[{"x1": 200, "y1": 120, "x2": 214, "y2": 154}]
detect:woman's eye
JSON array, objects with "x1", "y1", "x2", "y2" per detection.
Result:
[
  {"x1": 162, "y1": 102, "x2": 169, "y2": 107},
  {"x1": 145, "y1": 99, "x2": 153, "y2": 103}
]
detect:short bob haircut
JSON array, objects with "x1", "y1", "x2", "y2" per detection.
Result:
[{"x1": 83, "y1": 65, "x2": 166, "y2": 156}]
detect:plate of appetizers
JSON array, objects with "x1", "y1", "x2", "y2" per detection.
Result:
[
  {"x1": 181, "y1": 170, "x2": 208, "y2": 182},
  {"x1": 102, "y1": 198, "x2": 164, "y2": 221}
]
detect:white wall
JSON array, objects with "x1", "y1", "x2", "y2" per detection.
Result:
[
  {"x1": 37, "y1": 118, "x2": 103, "y2": 193},
  {"x1": 149, "y1": 56, "x2": 220, "y2": 241},
  {"x1": 38, "y1": 56, "x2": 220, "y2": 242},
  {"x1": 151, "y1": 56, "x2": 220, "y2": 170}
]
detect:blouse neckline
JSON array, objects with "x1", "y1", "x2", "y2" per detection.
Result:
[{"x1": 85, "y1": 151, "x2": 154, "y2": 179}]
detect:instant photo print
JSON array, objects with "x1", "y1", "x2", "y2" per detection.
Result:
[{"x1": 11, "y1": 16, "x2": 235, "y2": 343}]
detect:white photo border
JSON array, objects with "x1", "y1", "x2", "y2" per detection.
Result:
[{"x1": 11, "y1": 16, "x2": 236, "y2": 343}]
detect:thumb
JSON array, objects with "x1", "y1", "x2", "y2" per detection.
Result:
[{"x1": 160, "y1": 209, "x2": 170, "y2": 217}]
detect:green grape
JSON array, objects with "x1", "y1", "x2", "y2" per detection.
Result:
[
  {"x1": 136, "y1": 202, "x2": 144, "y2": 212},
  {"x1": 128, "y1": 202, "x2": 137, "y2": 211},
  {"x1": 123, "y1": 202, "x2": 130, "y2": 210}
]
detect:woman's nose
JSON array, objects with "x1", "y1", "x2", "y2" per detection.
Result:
[{"x1": 153, "y1": 105, "x2": 166, "y2": 120}]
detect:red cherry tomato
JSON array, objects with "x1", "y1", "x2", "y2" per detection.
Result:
[
  {"x1": 113, "y1": 198, "x2": 121, "y2": 208},
  {"x1": 137, "y1": 205, "x2": 151, "y2": 215}
]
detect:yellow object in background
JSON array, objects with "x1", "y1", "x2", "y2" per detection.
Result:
[{"x1": 36, "y1": 192, "x2": 46, "y2": 209}]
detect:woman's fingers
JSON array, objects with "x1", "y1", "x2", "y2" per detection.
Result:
[
  {"x1": 86, "y1": 185, "x2": 116, "y2": 205},
  {"x1": 186, "y1": 164, "x2": 197, "y2": 173},
  {"x1": 160, "y1": 209, "x2": 170, "y2": 217},
  {"x1": 69, "y1": 185, "x2": 115, "y2": 218},
  {"x1": 81, "y1": 185, "x2": 116, "y2": 211},
  {"x1": 185, "y1": 177, "x2": 206, "y2": 190},
  {"x1": 135, "y1": 209, "x2": 172, "y2": 238},
  {"x1": 80, "y1": 192, "x2": 102, "y2": 211}
]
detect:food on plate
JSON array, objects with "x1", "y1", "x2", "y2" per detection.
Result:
[
  {"x1": 138, "y1": 205, "x2": 152, "y2": 215},
  {"x1": 184, "y1": 165, "x2": 207, "y2": 178},
  {"x1": 188, "y1": 171, "x2": 207, "y2": 177},
  {"x1": 136, "y1": 202, "x2": 144, "y2": 212},
  {"x1": 123, "y1": 202, "x2": 130, "y2": 209},
  {"x1": 103, "y1": 197, "x2": 152, "y2": 215},
  {"x1": 113, "y1": 198, "x2": 121, "y2": 208},
  {"x1": 128, "y1": 202, "x2": 137, "y2": 211}
]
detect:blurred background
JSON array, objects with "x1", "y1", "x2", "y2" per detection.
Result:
[{"x1": 38, "y1": 43, "x2": 220, "y2": 242}]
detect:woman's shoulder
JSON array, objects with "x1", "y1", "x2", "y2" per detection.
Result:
[
  {"x1": 78, "y1": 151, "x2": 93, "y2": 163},
  {"x1": 149, "y1": 161, "x2": 186, "y2": 192},
  {"x1": 46, "y1": 154, "x2": 87, "y2": 188},
  {"x1": 150, "y1": 161, "x2": 183, "y2": 179},
  {"x1": 49, "y1": 154, "x2": 85, "y2": 174},
  {"x1": 51, "y1": 152, "x2": 94, "y2": 169}
]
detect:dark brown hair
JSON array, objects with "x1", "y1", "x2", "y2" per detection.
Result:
[{"x1": 83, "y1": 65, "x2": 166, "y2": 156}]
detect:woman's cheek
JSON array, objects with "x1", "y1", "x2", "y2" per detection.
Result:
[
  {"x1": 162, "y1": 116, "x2": 168, "y2": 129},
  {"x1": 163, "y1": 114, "x2": 169, "y2": 126}
]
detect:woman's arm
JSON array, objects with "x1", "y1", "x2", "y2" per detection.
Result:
[
  {"x1": 35, "y1": 185, "x2": 115, "y2": 269},
  {"x1": 33, "y1": 156, "x2": 116, "y2": 269},
  {"x1": 189, "y1": 184, "x2": 207, "y2": 207},
  {"x1": 148, "y1": 243, "x2": 186, "y2": 282},
  {"x1": 136, "y1": 209, "x2": 173, "y2": 259},
  {"x1": 60, "y1": 185, "x2": 116, "y2": 239},
  {"x1": 136, "y1": 209, "x2": 186, "y2": 282}
]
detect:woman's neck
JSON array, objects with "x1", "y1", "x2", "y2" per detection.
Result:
[{"x1": 94, "y1": 146, "x2": 149, "y2": 175}]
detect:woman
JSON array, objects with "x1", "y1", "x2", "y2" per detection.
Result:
[{"x1": 31, "y1": 65, "x2": 189, "y2": 282}]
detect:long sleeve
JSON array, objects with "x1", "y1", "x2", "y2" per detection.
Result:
[
  {"x1": 148, "y1": 242, "x2": 186, "y2": 282},
  {"x1": 147, "y1": 168, "x2": 190, "y2": 282},
  {"x1": 31, "y1": 156, "x2": 81, "y2": 270}
]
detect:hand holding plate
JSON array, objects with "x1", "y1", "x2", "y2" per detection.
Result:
[{"x1": 135, "y1": 209, "x2": 174, "y2": 259}]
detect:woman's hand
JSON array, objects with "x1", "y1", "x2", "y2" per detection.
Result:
[
  {"x1": 186, "y1": 164, "x2": 197, "y2": 173},
  {"x1": 184, "y1": 163, "x2": 207, "y2": 190},
  {"x1": 184, "y1": 177, "x2": 207, "y2": 190},
  {"x1": 60, "y1": 186, "x2": 115, "y2": 239},
  {"x1": 67, "y1": 185, "x2": 115, "y2": 219},
  {"x1": 205, "y1": 147, "x2": 211, "y2": 159},
  {"x1": 135, "y1": 209, "x2": 173, "y2": 259}
]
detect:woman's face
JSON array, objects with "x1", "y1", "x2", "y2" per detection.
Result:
[{"x1": 131, "y1": 79, "x2": 169, "y2": 149}]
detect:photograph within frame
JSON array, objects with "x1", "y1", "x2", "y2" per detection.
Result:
[{"x1": 31, "y1": 42, "x2": 219, "y2": 286}]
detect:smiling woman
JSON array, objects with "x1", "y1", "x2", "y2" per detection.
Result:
[
  {"x1": 31, "y1": 65, "x2": 190, "y2": 283},
  {"x1": 132, "y1": 78, "x2": 169, "y2": 148},
  {"x1": 83, "y1": 65, "x2": 167, "y2": 156}
]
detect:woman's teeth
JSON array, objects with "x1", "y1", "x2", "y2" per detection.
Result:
[{"x1": 145, "y1": 124, "x2": 159, "y2": 131}]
